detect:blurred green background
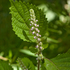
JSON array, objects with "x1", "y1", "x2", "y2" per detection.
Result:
[{"x1": 0, "y1": 0, "x2": 70, "y2": 65}]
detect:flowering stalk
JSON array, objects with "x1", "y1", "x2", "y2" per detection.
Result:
[
  {"x1": 17, "y1": 58, "x2": 28, "y2": 70},
  {"x1": 29, "y1": 9, "x2": 43, "y2": 70}
]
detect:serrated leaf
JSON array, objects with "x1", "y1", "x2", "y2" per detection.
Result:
[
  {"x1": 51, "y1": 49, "x2": 70, "y2": 70},
  {"x1": 41, "y1": 64, "x2": 46, "y2": 70},
  {"x1": 9, "y1": 0, "x2": 47, "y2": 42},
  {"x1": 44, "y1": 58, "x2": 59, "y2": 70},
  {"x1": 0, "y1": 60, "x2": 13, "y2": 70},
  {"x1": 22, "y1": 57, "x2": 35, "y2": 70}
]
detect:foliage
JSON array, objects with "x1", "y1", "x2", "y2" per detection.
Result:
[
  {"x1": 9, "y1": 0, "x2": 47, "y2": 42},
  {"x1": 51, "y1": 49, "x2": 70, "y2": 70},
  {"x1": 0, "y1": 60, "x2": 13, "y2": 70},
  {"x1": 0, "y1": 0, "x2": 70, "y2": 70}
]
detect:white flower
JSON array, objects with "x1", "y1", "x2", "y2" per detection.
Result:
[
  {"x1": 29, "y1": 9, "x2": 43, "y2": 51},
  {"x1": 36, "y1": 33, "x2": 41, "y2": 37},
  {"x1": 32, "y1": 31, "x2": 36, "y2": 34},
  {"x1": 34, "y1": 23, "x2": 37, "y2": 26},
  {"x1": 39, "y1": 35, "x2": 41, "y2": 37},
  {"x1": 40, "y1": 47, "x2": 42, "y2": 49},
  {"x1": 34, "y1": 36, "x2": 36, "y2": 39},
  {"x1": 38, "y1": 38, "x2": 41, "y2": 41},
  {"x1": 36, "y1": 45, "x2": 39, "y2": 48},
  {"x1": 36, "y1": 20, "x2": 38, "y2": 22},
  {"x1": 31, "y1": 27, "x2": 34, "y2": 30},
  {"x1": 35, "y1": 28, "x2": 40, "y2": 33},
  {"x1": 36, "y1": 24, "x2": 39, "y2": 27},
  {"x1": 30, "y1": 21, "x2": 34, "y2": 24}
]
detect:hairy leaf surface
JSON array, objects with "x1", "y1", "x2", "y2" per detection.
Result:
[
  {"x1": 9, "y1": 0, "x2": 47, "y2": 42},
  {"x1": 44, "y1": 58, "x2": 59, "y2": 70},
  {"x1": 51, "y1": 49, "x2": 70, "y2": 70},
  {"x1": 44, "y1": 49, "x2": 70, "y2": 70},
  {"x1": 0, "y1": 60, "x2": 13, "y2": 70}
]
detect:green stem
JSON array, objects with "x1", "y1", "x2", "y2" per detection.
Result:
[
  {"x1": 37, "y1": 47, "x2": 41, "y2": 70},
  {"x1": 38, "y1": 59, "x2": 40, "y2": 70}
]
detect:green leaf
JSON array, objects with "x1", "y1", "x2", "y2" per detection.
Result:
[
  {"x1": 41, "y1": 63, "x2": 46, "y2": 70},
  {"x1": 0, "y1": 60, "x2": 13, "y2": 70},
  {"x1": 29, "y1": 46, "x2": 37, "y2": 53},
  {"x1": 44, "y1": 49, "x2": 70, "y2": 70},
  {"x1": 47, "y1": 37, "x2": 59, "y2": 43},
  {"x1": 51, "y1": 49, "x2": 70, "y2": 70},
  {"x1": 20, "y1": 49, "x2": 37, "y2": 57},
  {"x1": 22, "y1": 57, "x2": 35, "y2": 70},
  {"x1": 44, "y1": 58, "x2": 59, "y2": 70},
  {"x1": 9, "y1": 0, "x2": 47, "y2": 42}
]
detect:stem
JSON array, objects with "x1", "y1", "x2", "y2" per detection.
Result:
[
  {"x1": 37, "y1": 47, "x2": 41, "y2": 70},
  {"x1": 29, "y1": 9, "x2": 43, "y2": 70},
  {"x1": 38, "y1": 59, "x2": 40, "y2": 70}
]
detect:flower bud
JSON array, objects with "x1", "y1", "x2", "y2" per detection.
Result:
[
  {"x1": 36, "y1": 24, "x2": 39, "y2": 27},
  {"x1": 31, "y1": 27, "x2": 34, "y2": 30},
  {"x1": 32, "y1": 31, "x2": 35, "y2": 34},
  {"x1": 40, "y1": 47, "x2": 42, "y2": 49},
  {"x1": 38, "y1": 38, "x2": 41, "y2": 41},
  {"x1": 36, "y1": 20, "x2": 38, "y2": 22},
  {"x1": 36, "y1": 45, "x2": 39, "y2": 48},
  {"x1": 39, "y1": 42, "x2": 42, "y2": 45},
  {"x1": 35, "y1": 28, "x2": 40, "y2": 33},
  {"x1": 34, "y1": 36, "x2": 36, "y2": 39},
  {"x1": 30, "y1": 21, "x2": 34, "y2": 24}
]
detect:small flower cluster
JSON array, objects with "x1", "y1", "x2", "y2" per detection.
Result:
[
  {"x1": 29, "y1": 9, "x2": 43, "y2": 50},
  {"x1": 17, "y1": 58, "x2": 28, "y2": 70}
]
